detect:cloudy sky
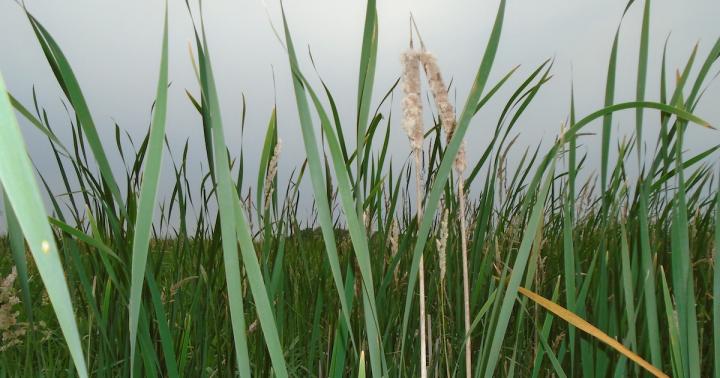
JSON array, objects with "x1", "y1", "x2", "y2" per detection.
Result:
[{"x1": 1, "y1": 0, "x2": 718, "y2": 230}]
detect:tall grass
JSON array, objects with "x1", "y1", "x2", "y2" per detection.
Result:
[{"x1": 1, "y1": 1, "x2": 719, "y2": 377}]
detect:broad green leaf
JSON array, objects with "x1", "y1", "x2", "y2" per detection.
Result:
[{"x1": 0, "y1": 71, "x2": 88, "y2": 377}]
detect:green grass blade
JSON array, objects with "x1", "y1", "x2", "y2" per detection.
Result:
[
  {"x1": 231, "y1": 189, "x2": 289, "y2": 377},
  {"x1": 194, "y1": 17, "x2": 252, "y2": 376},
  {"x1": 25, "y1": 12, "x2": 125, "y2": 213},
  {"x1": 660, "y1": 267, "x2": 684, "y2": 378},
  {"x1": 145, "y1": 269, "x2": 180, "y2": 378},
  {"x1": 635, "y1": 0, "x2": 650, "y2": 159},
  {"x1": 355, "y1": 0, "x2": 378, "y2": 214},
  {"x1": 619, "y1": 222, "x2": 638, "y2": 356},
  {"x1": 3, "y1": 190, "x2": 33, "y2": 323},
  {"x1": 483, "y1": 160, "x2": 556, "y2": 377},
  {"x1": 299, "y1": 73, "x2": 385, "y2": 376},
  {"x1": 0, "y1": 71, "x2": 88, "y2": 377},
  {"x1": 601, "y1": 27, "x2": 620, "y2": 195},
  {"x1": 8, "y1": 93, "x2": 69, "y2": 154},
  {"x1": 563, "y1": 82, "x2": 578, "y2": 375},
  {"x1": 256, "y1": 108, "x2": 277, "y2": 212},
  {"x1": 279, "y1": 4, "x2": 361, "y2": 362},
  {"x1": 129, "y1": 6, "x2": 169, "y2": 370}
]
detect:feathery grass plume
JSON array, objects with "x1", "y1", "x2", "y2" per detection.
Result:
[
  {"x1": 263, "y1": 138, "x2": 282, "y2": 210},
  {"x1": 402, "y1": 46, "x2": 428, "y2": 378},
  {"x1": 436, "y1": 209, "x2": 449, "y2": 284}
]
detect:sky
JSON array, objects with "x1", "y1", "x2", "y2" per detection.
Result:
[{"x1": 0, "y1": 0, "x2": 719, "y2": 231}]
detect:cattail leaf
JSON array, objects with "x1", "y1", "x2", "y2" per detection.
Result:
[
  {"x1": 256, "y1": 108, "x2": 277, "y2": 212},
  {"x1": 0, "y1": 71, "x2": 88, "y2": 377},
  {"x1": 635, "y1": 0, "x2": 650, "y2": 158},
  {"x1": 193, "y1": 11, "x2": 253, "y2": 376},
  {"x1": 283, "y1": 1, "x2": 373, "y2": 363},
  {"x1": 129, "y1": 3, "x2": 169, "y2": 373}
]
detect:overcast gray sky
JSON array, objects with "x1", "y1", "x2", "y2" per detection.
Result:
[{"x1": 1, "y1": 0, "x2": 719, "y2": 230}]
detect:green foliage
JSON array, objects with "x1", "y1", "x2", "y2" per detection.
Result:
[{"x1": 0, "y1": 1, "x2": 718, "y2": 376}]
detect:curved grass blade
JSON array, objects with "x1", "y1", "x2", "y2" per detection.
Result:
[
  {"x1": 8, "y1": 93, "x2": 69, "y2": 154},
  {"x1": 191, "y1": 9, "x2": 252, "y2": 375},
  {"x1": 129, "y1": 5, "x2": 169, "y2": 374},
  {"x1": 278, "y1": 3, "x2": 362, "y2": 364},
  {"x1": 518, "y1": 287, "x2": 668, "y2": 378},
  {"x1": 25, "y1": 11, "x2": 125, "y2": 213},
  {"x1": 0, "y1": 71, "x2": 88, "y2": 377}
]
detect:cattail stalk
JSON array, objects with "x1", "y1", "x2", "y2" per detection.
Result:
[
  {"x1": 457, "y1": 176, "x2": 471, "y2": 377},
  {"x1": 420, "y1": 50, "x2": 471, "y2": 377},
  {"x1": 401, "y1": 48, "x2": 428, "y2": 378}
]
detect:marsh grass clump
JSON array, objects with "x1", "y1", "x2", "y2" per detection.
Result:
[{"x1": 0, "y1": 1, "x2": 719, "y2": 377}]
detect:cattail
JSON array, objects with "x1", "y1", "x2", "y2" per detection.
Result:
[
  {"x1": 421, "y1": 49, "x2": 472, "y2": 377},
  {"x1": 401, "y1": 51, "x2": 424, "y2": 151},
  {"x1": 402, "y1": 48, "x2": 428, "y2": 378},
  {"x1": 418, "y1": 52, "x2": 454, "y2": 138},
  {"x1": 263, "y1": 138, "x2": 282, "y2": 210},
  {"x1": 419, "y1": 51, "x2": 466, "y2": 174},
  {"x1": 436, "y1": 209, "x2": 449, "y2": 284}
]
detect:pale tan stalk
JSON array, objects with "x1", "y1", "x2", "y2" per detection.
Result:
[
  {"x1": 415, "y1": 148, "x2": 428, "y2": 378},
  {"x1": 458, "y1": 177, "x2": 471, "y2": 377}
]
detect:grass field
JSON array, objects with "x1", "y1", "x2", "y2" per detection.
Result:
[{"x1": 1, "y1": 1, "x2": 719, "y2": 377}]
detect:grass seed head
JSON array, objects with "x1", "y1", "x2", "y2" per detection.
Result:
[
  {"x1": 436, "y1": 209, "x2": 449, "y2": 284},
  {"x1": 263, "y1": 138, "x2": 282, "y2": 210}
]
